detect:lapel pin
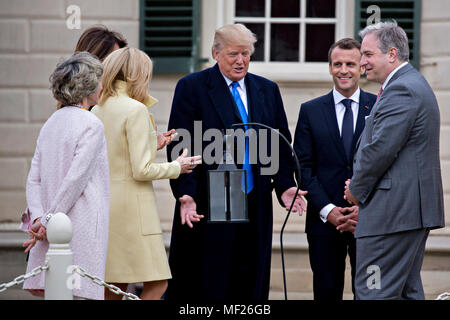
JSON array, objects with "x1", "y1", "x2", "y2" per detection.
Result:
[{"x1": 364, "y1": 105, "x2": 369, "y2": 109}]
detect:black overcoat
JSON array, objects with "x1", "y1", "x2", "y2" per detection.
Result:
[{"x1": 165, "y1": 64, "x2": 296, "y2": 301}]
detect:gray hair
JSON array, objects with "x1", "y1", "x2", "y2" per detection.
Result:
[
  {"x1": 359, "y1": 21, "x2": 409, "y2": 62},
  {"x1": 212, "y1": 23, "x2": 257, "y2": 56},
  {"x1": 50, "y1": 51, "x2": 103, "y2": 107}
]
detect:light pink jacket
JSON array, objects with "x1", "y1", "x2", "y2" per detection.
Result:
[{"x1": 21, "y1": 106, "x2": 110, "y2": 300}]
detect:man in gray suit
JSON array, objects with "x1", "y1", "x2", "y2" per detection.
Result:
[{"x1": 343, "y1": 21, "x2": 445, "y2": 299}]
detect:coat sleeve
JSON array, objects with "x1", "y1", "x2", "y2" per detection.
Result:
[
  {"x1": 270, "y1": 82, "x2": 297, "y2": 201},
  {"x1": 126, "y1": 104, "x2": 181, "y2": 181},
  {"x1": 40, "y1": 121, "x2": 107, "y2": 227},
  {"x1": 166, "y1": 78, "x2": 199, "y2": 200},
  {"x1": 25, "y1": 141, "x2": 44, "y2": 228},
  {"x1": 350, "y1": 83, "x2": 417, "y2": 204},
  {"x1": 293, "y1": 104, "x2": 331, "y2": 212}
]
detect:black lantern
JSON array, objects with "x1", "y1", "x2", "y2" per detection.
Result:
[{"x1": 207, "y1": 134, "x2": 248, "y2": 223}]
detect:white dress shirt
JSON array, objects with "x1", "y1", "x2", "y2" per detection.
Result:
[
  {"x1": 221, "y1": 73, "x2": 249, "y2": 113},
  {"x1": 319, "y1": 87, "x2": 361, "y2": 223}
]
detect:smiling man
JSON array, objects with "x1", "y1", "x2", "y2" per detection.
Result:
[
  {"x1": 344, "y1": 21, "x2": 444, "y2": 300},
  {"x1": 293, "y1": 38, "x2": 376, "y2": 300},
  {"x1": 166, "y1": 23, "x2": 307, "y2": 301}
]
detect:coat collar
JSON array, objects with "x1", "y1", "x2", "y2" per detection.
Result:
[
  {"x1": 245, "y1": 72, "x2": 265, "y2": 125},
  {"x1": 369, "y1": 63, "x2": 414, "y2": 115},
  {"x1": 206, "y1": 64, "x2": 239, "y2": 128},
  {"x1": 206, "y1": 64, "x2": 265, "y2": 128},
  {"x1": 384, "y1": 62, "x2": 414, "y2": 89},
  {"x1": 353, "y1": 90, "x2": 372, "y2": 152},
  {"x1": 321, "y1": 90, "x2": 342, "y2": 145},
  {"x1": 114, "y1": 80, "x2": 158, "y2": 109}
]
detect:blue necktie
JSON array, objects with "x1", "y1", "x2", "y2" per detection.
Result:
[
  {"x1": 231, "y1": 81, "x2": 254, "y2": 193},
  {"x1": 341, "y1": 99, "x2": 354, "y2": 162}
]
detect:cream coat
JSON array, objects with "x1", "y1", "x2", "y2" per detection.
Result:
[{"x1": 92, "y1": 81, "x2": 180, "y2": 283}]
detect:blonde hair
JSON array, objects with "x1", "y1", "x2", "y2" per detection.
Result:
[
  {"x1": 99, "y1": 47, "x2": 152, "y2": 105},
  {"x1": 212, "y1": 23, "x2": 257, "y2": 56}
]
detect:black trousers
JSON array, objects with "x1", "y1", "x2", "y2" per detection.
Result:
[{"x1": 307, "y1": 232, "x2": 356, "y2": 300}]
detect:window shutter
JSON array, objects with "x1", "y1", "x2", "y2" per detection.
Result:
[
  {"x1": 139, "y1": 0, "x2": 201, "y2": 74},
  {"x1": 354, "y1": 0, "x2": 421, "y2": 69}
]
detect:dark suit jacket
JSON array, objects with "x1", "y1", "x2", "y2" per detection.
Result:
[
  {"x1": 294, "y1": 89, "x2": 376, "y2": 235},
  {"x1": 166, "y1": 63, "x2": 296, "y2": 300}
]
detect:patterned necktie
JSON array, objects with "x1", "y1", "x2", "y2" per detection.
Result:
[
  {"x1": 376, "y1": 87, "x2": 383, "y2": 101},
  {"x1": 341, "y1": 99, "x2": 354, "y2": 162},
  {"x1": 231, "y1": 81, "x2": 254, "y2": 193}
]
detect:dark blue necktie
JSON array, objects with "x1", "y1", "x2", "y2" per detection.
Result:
[
  {"x1": 231, "y1": 81, "x2": 254, "y2": 193},
  {"x1": 341, "y1": 99, "x2": 354, "y2": 162}
]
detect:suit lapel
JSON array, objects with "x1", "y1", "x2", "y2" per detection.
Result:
[
  {"x1": 245, "y1": 74, "x2": 264, "y2": 124},
  {"x1": 321, "y1": 91, "x2": 347, "y2": 160},
  {"x1": 385, "y1": 63, "x2": 414, "y2": 89},
  {"x1": 207, "y1": 64, "x2": 241, "y2": 128},
  {"x1": 370, "y1": 63, "x2": 413, "y2": 116},
  {"x1": 355, "y1": 64, "x2": 413, "y2": 151},
  {"x1": 352, "y1": 90, "x2": 371, "y2": 152}
]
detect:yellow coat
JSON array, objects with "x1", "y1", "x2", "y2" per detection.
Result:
[{"x1": 92, "y1": 80, "x2": 180, "y2": 283}]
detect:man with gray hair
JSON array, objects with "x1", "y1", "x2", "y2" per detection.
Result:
[
  {"x1": 166, "y1": 23, "x2": 307, "y2": 300},
  {"x1": 344, "y1": 21, "x2": 445, "y2": 299}
]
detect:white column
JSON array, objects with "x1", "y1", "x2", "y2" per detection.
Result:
[{"x1": 44, "y1": 212, "x2": 73, "y2": 300}]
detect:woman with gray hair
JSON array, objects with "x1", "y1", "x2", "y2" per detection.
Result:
[{"x1": 20, "y1": 51, "x2": 110, "y2": 300}]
